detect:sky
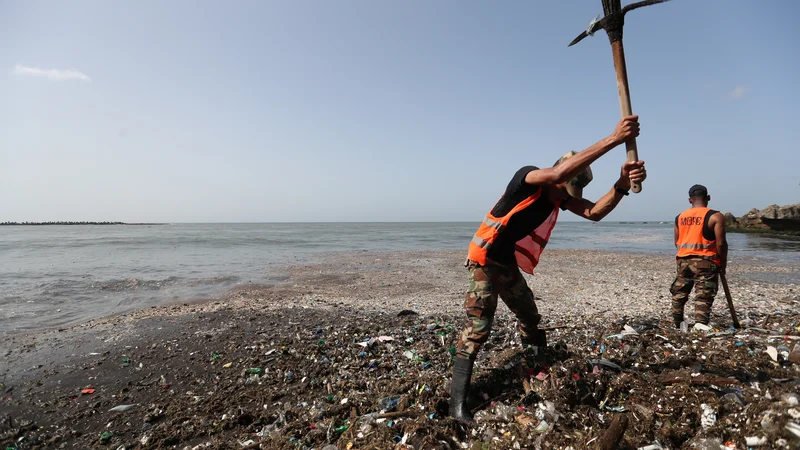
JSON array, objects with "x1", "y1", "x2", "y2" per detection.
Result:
[{"x1": 1, "y1": 1, "x2": 798, "y2": 223}]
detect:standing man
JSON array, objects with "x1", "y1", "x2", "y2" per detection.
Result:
[
  {"x1": 449, "y1": 115, "x2": 646, "y2": 422},
  {"x1": 670, "y1": 185, "x2": 727, "y2": 329}
]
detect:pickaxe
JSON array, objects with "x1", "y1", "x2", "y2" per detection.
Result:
[{"x1": 568, "y1": 0, "x2": 672, "y2": 194}]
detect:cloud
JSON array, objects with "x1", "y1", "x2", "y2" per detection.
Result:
[
  {"x1": 729, "y1": 85, "x2": 749, "y2": 99},
  {"x1": 13, "y1": 64, "x2": 91, "y2": 82}
]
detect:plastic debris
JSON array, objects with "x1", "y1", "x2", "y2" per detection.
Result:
[
  {"x1": 721, "y1": 388, "x2": 746, "y2": 406},
  {"x1": 588, "y1": 359, "x2": 623, "y2": 372},
  {"x1": 12, "y1": 300, "x2": 800, "y2": 448},
  {"x1": 782, "y1": 393, "x2": 800, "y2": 406},
  {"x1": 745, "y1": 436, "x2": 768, "y2": 446},
  {"x1": 785, "y1": 422, "x2": 800, "y2": 439},
  {"x1": 379, "y1": 396, "x2": 399, "y2": 412},
  {"x1": 790, "y1": 343, "x2": 800, "y2": 364},
  {"x1": 700, "y1": 404, "x2": 716, "y2": 429},
  {"x1": 622, "y1": 325, "x2": 639, "y2": 336},
  {"x1": 637, "y1": 442, "x2": 664, "y2": 450},
  {"x1": 108, "y1": 404, "x2": 137, "y2": 413},
  {"x1": 766, "y1": 346, "x2": 779, "y2": 362}
]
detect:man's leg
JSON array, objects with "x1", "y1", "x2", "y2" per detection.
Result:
[
  {"x1": 451, "y1": 263, "x2": 498, "y2": 421},
  {"x1": 670, "y1": 259, "x2": 694, "y2": 328},
  {"x1": 497, "y1": 266, "x2": 544, "y2": 349},
  {"x1": 691, "y1": 259, "x2": 720, "y2": 325}
]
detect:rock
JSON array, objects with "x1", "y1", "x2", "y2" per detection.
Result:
[
  {"x1": 724, "y1": 203, "x2": 800, "y2": 235},
  {"x1": 723, "y1": 212, "x2": 738, "y2": 227}
]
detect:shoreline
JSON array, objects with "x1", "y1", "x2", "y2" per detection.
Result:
[{"x1": 4, "y1": 248, "x2": 798, "y2": 340}]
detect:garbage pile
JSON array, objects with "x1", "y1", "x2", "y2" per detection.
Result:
[{"x1": 4, "y1": 305, "x2": 800, "y2": 449}]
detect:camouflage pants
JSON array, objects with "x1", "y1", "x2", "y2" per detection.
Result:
[
  {"x1": 670, "y1": 257, "x2": 719, "y2": 325},
  {"x1": 455, "y1": 261, "x2": 541, "y2": 360}
]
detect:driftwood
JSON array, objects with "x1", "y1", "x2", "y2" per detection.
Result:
[
  {"x1": 594, "y1": 415, "x2": 629, "y2": 450},
  {"x1": 657, "y1": 370, "x2": 739, "y2": 386}
]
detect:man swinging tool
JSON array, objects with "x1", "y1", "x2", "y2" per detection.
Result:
[{"x1": 449, "y1": 115, "x2": 646, "y2": 423}]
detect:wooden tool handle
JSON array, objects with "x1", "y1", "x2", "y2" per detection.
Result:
[
  {"x1": 610, "y1": 40, "x2": 641, "y2": 194},
  {"x1": 720, "y1": 272, "x2": 741, "y2": 329}
]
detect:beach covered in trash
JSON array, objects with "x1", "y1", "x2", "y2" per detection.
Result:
[{"x1": 2, "y1": 249, "x2": 799, "y2": 449}]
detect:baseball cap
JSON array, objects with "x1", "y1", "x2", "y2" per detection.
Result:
[{"x1": 689, "y1": 184, "x2": 708, "y2": 197}]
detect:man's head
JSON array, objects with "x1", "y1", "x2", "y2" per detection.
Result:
[
  {"x1": 688, "y1": 184, "x2": 710, "y2": 206},
  {"x1": 554, "y1": 151, "x2": 593, "y2": 199}
]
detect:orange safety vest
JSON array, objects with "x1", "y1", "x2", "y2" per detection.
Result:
[
  {"x1": 676, "y1": 207, "x2": 720, "y2": 264},
  {"x1": 467, "y1": 190, "x2": 560, "y2": 275}
]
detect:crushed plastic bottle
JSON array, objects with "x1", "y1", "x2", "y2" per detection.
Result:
[{"x1": 700, "y1": 404, "x2": 716, "y2": 429}]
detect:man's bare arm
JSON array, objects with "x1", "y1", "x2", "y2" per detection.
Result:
[
  {"x1": 566, "y1": 187, "x2": 626, "y2": 222},
  {"x1": 673, "y1": 223, "x2": 680, "y2": 249},
  {"x1": 524, "y1": 116, "x2": 639, "y2": 186},
  {"x1": 565, "y1": 160, "x2": 647, "y2": 221}
]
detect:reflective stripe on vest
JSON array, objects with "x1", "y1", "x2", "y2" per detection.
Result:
[
  {"x1": 467, "y1": 189, "x2": 559, "y2": 274},
  {"x1": 471, "y1": 235, "x2": 490, "y2": 249},
  {"x1": 679, "y1": 243, "x2": 717, "y2": 250},
  {"x1": 676, "y1": 207, "x2": 719, "y2": 263},
  {"x1": 482, "y1": 216, "x2": 504, "y2": 232}
]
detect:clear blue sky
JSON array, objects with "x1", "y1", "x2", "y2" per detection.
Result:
[{"x1": 2, "y1": 1, "x2": 798, "y2": 222}]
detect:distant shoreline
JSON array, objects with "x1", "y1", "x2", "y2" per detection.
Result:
[
  {"x1": 0, "y1": 222, "x2": 164, "y2": 226},
  {"x1": 728, "y1": 227, "x2": 800, "y2": 239}
]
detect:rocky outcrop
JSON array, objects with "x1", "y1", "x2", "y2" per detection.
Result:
[{"x1": 725, "y1": 203, "x2": 800, "y2": 235}]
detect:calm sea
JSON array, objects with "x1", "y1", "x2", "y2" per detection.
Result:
[{"x1": 1, "y1": 222, "x2": 798, "y2": 335}]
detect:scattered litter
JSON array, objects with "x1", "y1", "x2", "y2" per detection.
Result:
[
  {"x1": 700, "y1": 404, "x2": 716, "y2": 429},
  {"x1": 12, "y1": 304, "x2": 800, "y2": 448},
  {"x1": 588, "y1": 359, "x2": 623, "y2": 372},
  {"x1": 785, "y1": 422, "x2": 800, "y2": 439},
  {"x1": 693, "y1": 323, "x2": 712, "y2": 332},
  {"x1": 622, "y1": 325, "x2": 639, "y2": 335},
  {"x1": 638, "y1": 442, "x2": 664, "y2": 450},
  {"x1": 783, "y1": 393, "x2": 800, "y2": 406},
  {"x1": 766, "y1": 346, "x2": 779, "y2": 362},
  {"x1": 108, "y1": 404, "x2": 137, "y2": 413},
  {"x1": 745, "y1": 436, "x2": 768, "y2": 446}
]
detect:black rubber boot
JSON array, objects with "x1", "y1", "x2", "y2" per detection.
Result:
[
  {"x1": 673, "y1": 315, "x2": 684, "y2": 329},
  {"x1": 521, "y1": 329, "x2": 548, "y2": 367},
  {"x1": 530, "y1": 329, "x2": 547, "y2": 348},
  {"x1": 449, "y1": 357, "x2": 475, "y2": 423}
]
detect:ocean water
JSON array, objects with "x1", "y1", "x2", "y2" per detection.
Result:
[{"x1": 1, "y1": 222, "x2": 798, "y2": 335}]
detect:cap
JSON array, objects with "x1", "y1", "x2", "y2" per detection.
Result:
[
  {"x1": 689, "y1": 184, "x2": 708, "y2": 197},
  {"x1": 554, "y1": 151, "x2": 593, "y2": 199}
]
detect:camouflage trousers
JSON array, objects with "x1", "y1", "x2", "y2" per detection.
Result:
[
  {"x1": 670, "y1": 257, "x2": 720, "y2": 326},
  {"x1": 455, "y1": 261, "x2": 541, "y2": 360}
]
